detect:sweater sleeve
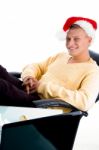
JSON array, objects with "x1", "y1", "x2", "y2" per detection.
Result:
[
  {"x1": 21, "y1": 53, "x2": 61, "y2": 80},
  {"x1": 44, "y1": 69, "x2": 99, "y2": 111}
]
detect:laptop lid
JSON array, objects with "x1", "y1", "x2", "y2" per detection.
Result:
[
  {"x1": 0, "y1": 105, "x2": 63, "y2": 150},
  {"x1": 1, "y1": 120, "x2": 57, "y2": 150},
  {"x1": 0, "y1": 105, "x2": 81, "y2": 150}
]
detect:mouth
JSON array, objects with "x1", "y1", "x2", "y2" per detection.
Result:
[{"x1": 69, "y1": 48, "x2": 77, "y2": 52}]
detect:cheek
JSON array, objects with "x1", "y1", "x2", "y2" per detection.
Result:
[
  {"x1": 78, "y1": 40, "x2": 86, "y2": 46},
  {"x1": 82, "y1": 41, "x2": 89, "y2": 47}
]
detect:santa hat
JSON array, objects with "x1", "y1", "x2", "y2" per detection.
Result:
[{"x1": 57, "y1": 16, "x2": 97, "y2": 41}]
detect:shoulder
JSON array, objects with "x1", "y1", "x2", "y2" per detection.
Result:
[
  {"x1": 86, "y1": 59, "x2": 99, "y2": 74},
  {"x1": 89, "y1": 58, "x2": 99, "y2": 69}
]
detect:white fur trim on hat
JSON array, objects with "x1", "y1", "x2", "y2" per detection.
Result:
[
  {"x1": 56, "y1": 20, "x2": 96, "y2": 41},
  {"x1": 75, "y1": 20, "x2": 95, "y2": 40}
]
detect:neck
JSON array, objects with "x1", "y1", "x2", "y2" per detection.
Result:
[{"x1": 69, "y1": 52, "x2": 90, "y2": 63}]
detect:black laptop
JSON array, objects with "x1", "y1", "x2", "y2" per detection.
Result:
[
  {"x1": 0, "y1": 118, "x2": 58, "y2": 150},
  {"x1": 0, "y1": 106, "x2": 65, "y2": 150},
  {"x1": 0, "y1": 105, "x2": 79, "y2": 150}
]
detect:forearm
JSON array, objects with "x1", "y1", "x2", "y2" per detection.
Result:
[{"x1": 44, "y1": 82, "x2": 99, "y2": 111}]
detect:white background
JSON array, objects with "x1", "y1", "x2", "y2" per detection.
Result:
[
  {"x1": 0, "y1": 0, "x2": 99, "y2": 71},
  {"x1": 0, "y1": 1, "x2": 99, "y2": 149}
]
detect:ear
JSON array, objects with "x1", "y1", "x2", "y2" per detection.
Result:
[{"x1": 88, "y1": 37, "x2": 92, "y2": 46}]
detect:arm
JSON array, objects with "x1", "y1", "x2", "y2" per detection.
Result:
[
  {"x1": 44, "y1": 70, "x2": 99, "y2": 111},
  {"x1": 21, "y1": 53, "x2": 61, "y2": 93},
  {"x1": 21, "y1": 53, "x2": 60, "y2": 80}
]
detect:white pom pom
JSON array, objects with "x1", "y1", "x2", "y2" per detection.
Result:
[{"x1": 55, "y1": 29, "x2": 67, "y2": 41}]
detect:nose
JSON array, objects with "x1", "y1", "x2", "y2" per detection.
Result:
[{"x1": 67, "y1": 39, "x2": 75, "y2": 48}]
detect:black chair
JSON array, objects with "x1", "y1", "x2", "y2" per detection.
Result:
[{"x1": 0, "y1": 50, "x2": 99, "y2": 150}]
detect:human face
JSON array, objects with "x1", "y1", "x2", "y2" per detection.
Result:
[{"x1": 66, "y1": 27, "x2": 92, "y2": 57}]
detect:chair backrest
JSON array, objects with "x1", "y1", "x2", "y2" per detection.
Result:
[
  {"x1": 89, "y1": 50, "x2": 99, "y2": 101},
  {"x1": 89, "y1": 50, "x2": 99, "y2": 65}
]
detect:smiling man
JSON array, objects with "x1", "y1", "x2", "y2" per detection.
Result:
[{"x1": 21, "y1": 17, "x2": 99, "y2": 112}]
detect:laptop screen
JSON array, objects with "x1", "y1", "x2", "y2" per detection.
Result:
[{"x1": 0, "y1": 105, "x2": 63, "y2": 124}]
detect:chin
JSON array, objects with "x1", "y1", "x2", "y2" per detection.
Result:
[{"x1": 68, "y1": 50, "x2": 78, "y2": 56}]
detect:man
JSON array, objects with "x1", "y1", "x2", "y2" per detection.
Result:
[{"x1": 21, "y1": 17, "x2": 99, "y2": 111}]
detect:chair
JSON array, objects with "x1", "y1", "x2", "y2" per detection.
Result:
[{"x1": 0, "y1": 50, "x2": 99, "y2": 150}]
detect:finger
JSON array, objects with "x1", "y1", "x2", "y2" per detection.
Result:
[
  {"x1": 23, "y1": 77, "x2": 31, "y2": 85},
  {"x1": 26, "y1": 86, "x2": 30, "y2": 94},
  {"x1": 22, "y1": 78, "x2": 32, "y2": 86},
  {"x1": 29, "y1": 78, "x2": 34, "y2": 87},
  {"x1": 23, "y1": 79, "x2": 30, "y2": 85}
]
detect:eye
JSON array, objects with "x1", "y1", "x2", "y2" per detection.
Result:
[
  {"x1": 66, "y1": 37, "x2": 71, "y2": 42},
  {"x1": 74, "y1": 38, "x2": 80, "y2": 42}
]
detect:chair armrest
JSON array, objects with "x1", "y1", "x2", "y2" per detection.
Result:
[{"x1": 33, "y1": 99, "x2": 88, "y2": 117}]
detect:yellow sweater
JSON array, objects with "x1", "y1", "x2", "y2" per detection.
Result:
[{"x1": 21, "y1": 52, "x2": 99, "y2": 111}]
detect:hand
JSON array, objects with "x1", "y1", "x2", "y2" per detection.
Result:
[{"x1": 23, "y1": 76, "x2": 39, "y2": 94}]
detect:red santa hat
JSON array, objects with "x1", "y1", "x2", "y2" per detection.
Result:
[{"x1": 57, "y1": 16, "x2": 97, "y2": 41}]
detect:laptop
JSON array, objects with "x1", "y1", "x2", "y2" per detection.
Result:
[
  {"x1": 0, "y1": 106, "x2": 64, "y2": 150},
  {"x1": 0, "y1": 105, "x2": 81, "y2": 150},
  {"x1": 0, "y1": 119, "x2": 58, "y2": 150}
]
